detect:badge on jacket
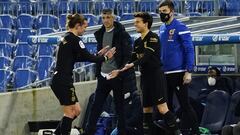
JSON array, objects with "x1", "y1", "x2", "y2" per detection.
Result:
[{"x1": 79, "y1": 40, "x2": 85, "y2": 49}]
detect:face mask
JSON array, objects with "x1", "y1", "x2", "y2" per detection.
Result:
[
  {"x1": 208, "y1": 77, "x2": 216, "y2": 86},
  {"x1": 160, "y1": 12, "x2": 171, "y2": 22}
]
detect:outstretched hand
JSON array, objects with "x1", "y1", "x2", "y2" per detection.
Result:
[
  {"x1": 104, "y1": 47, "x2": 116, "y2": 59},
  {"x1": 107, "y1": 63, "x2": 134, "y2": 80},
  {"x1": 98, "y1": 46, "x2": 110, "y2": 56}
]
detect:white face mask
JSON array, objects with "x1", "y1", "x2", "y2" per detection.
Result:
[{"x1": 208, "y1": 77, "x2": 216, "y2": 86}]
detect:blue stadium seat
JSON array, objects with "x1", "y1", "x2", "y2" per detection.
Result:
[
  {"x1": 116, "y1": 0, "x2": 135, "y2": 15},
  {"x1": 0, "y1": 69, "x2": 11, "y2": 92},
  {"x1": 189, "y1": 76, "x2": 208, "y2": 99},
  {"x1": 0, "y1": 14, "x2": 14, "y2": 28},
  {"x1": 59, "y1": 14, "x2": 67, "y2": 31},
  {"x1": 37, "y1": 56, "x2": 53, "y2": 80},
  {"x1": 15, "y1": 28, "x2": 35, "y2": 42},
  {"x1": 225, "y1": 91, "x2": 240, "y2": 125},
  {"x1": 35, "y1": 14, "x2": 59, "y2": 29},
  {"x1": 0, "y1": 42, "x2": 13, "y2": 57},
  {"x1": 12, "y1": 56, "x2": 35, "y2": 71},
  {"x1": 120, "y1": 13, "x2": 134, "y2": 21},
  {"x1": 15, "y1": 42, "x2": 33, "y2": 57},
  {"x1": 83, "y1": 14, "x2": 98, "y2": 26},
  {"x1": 75, "y1": 0, "x2": 93, "y2": 14},
  {"x1": 37, "y1": 28, "x2": 54, "y2": 35},
  {"x1": 17, "y1": 0, "x2": 33, "y2": 14},
  {"x1": 0, "y1": 28, "x2": 12, "y2": 43},
  {"x1": 85, "y1": 43, "x2": 97, "y2": 54},
  {"x1": 14, "y1": 69, "x2": 37, "y2": 89},
  {"x1": 149, "y1": 12, "x2": 160, "y2": 18},
  {"x1": 37, "y1": 0, "x2": 55, "y2": 14},
  {"x1": 138, "y1": 0, "x2": 158, "y2": 13},
  {"x1": 235, "y1": 77, "x2": 240, "y2": 91},
  {"x1": 0, "y1": 0, "x2": 13, "y2": 14},
  {"x1": 16, "y1": 14, "x2": 34, "y2": 28},
  {"x1": 37, "y1": 44, "x2": 54, "y2": 56},
  {"x1": 56, "y1": 0, "x2": 74, "y2": 15},
  {"x1": 0, "y1": 56, "x2": 11, "y2": 69},
  {"x1": 95, "y1": 0, "x2": 115, "y2": 15},
  {"x1": 200, "y1": 90, "x2": 230, "y2": 133}
]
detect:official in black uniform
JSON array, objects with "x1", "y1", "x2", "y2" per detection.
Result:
[
  {"x1": 108, "y1": 12, "x2": 181, "y2": 135},
  {"x1": 50, "y1": 13, "x2": 116, "y2": 135}
]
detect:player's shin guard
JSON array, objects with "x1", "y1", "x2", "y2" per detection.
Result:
[{"x1": 60, "y1": 116, "x2": 73, "y2": 135}]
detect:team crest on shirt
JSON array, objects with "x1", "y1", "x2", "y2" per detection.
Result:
[
  {"x1": 79, "y1": 40, "x2": 85, "y2": 49},
  {"x1": 168, "y1": 29, "x2": 175, "y2": 42},
  {"x1": 150, "y1": 38, "x2": 158, "y2": 43}
]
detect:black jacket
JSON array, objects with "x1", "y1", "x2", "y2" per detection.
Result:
[{"x1": 94, "y1": 22, "x2": 137, "y2": 92}]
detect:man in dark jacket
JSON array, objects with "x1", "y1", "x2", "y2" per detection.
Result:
[{"x1": 83, "y1": 9, "x2": 137, "y2": 135}]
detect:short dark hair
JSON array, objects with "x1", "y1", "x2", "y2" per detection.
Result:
[
  {"x1": 102, "y1": 8, "x2": 113, "y2": 15},
  {"x1": 66, "y1": 13, "x2": 86, "y2": 29},
  {"x1": 134, "y1": 12, "x2": 153, "y2": 29},
  {"x1": 159, "y1": 0, "x2": 175, "y2": 11},
  {"x1": 209, "y1": 67, "x2": 221, "y2": 76}
]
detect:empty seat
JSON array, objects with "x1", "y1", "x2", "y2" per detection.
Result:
[
  {"x1": 0, "y1": 28, "x2": 13, "y2": 42},
  {"x1": 200, "y1": 90, "x2": 230, "y2": 133},
  {"x1": 37, "y1": 44, "x2": 54, "y2": 56},
  {"x1": 0, "y1": 0, "x2": 14, "y2": 15},
  {"x1": 83, "y1": 14, "x2": 98, "y2": 26},
  {"x1": 75, "y1": 0, "x2": 93, "y2": 14},
  {"x1": 235, "y1": 77, "x2": 240, "y2": 91},
  {"x1": 16, "y1": 14, "x2": 34, "y2": 28},
  {"x1": 15, "y1": 42, "x2": 33, "y2": 57},
  {"x1": 37, "y1": 0, "x2": 55, "y2": 14},
  {"x1": 120, "y1": 13, "x2": 134, "y2": 21},
  {"x1": 12, "y1": 56, "x2": 35, "y2": 71},
  {"x1": 0, "y1": 56, "x2": 11, "y2": 69},
  {"x1": 0, "y1": 42, "x2": 13, "y2": 57},
  {"x1": 116, "y1": 0, "x2": 135, "y2": 15},
  {"x1": 17, "y1": 0, "x2": 33, "y2": 14},
  {"x1": 14, "y1": 69, "x2": 37, "y2": 89},
  {"x1": 37, "y1": 56, "x2": 53, "y2": 80},
  {"x1": 15, "y1": 28, "x2": 35, "y2": 43},
  {"x1": 35, "y1": 14, "x2": 59, "y2": 30},
  {"x1": 56, "y1": 0, "x2": 74, "y2": 15},
  {"x1": 138, "y1": 0, "x2": 158, "y2": 12},
  {"x1": 0, "y1": 14, "x2": 14, "y2": 28},
  {"x1": 95, "y1": 1, "x2": 115, "y2": 15},
  {"x1": 225, "y1": 91, "x2": 240, "y2": 125},
  {"x1": 0, "y1": 69, "x2": 11, "y2": 92},
  {"x1": 37, "y1": 28, "x2": 54, "y2": 35},
  {"x1": 59, "y1": 14, "x2": 67, "y2": 31}
]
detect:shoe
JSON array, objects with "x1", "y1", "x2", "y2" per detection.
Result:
[{"x1": 154, "y1": 120, "x2": 182, "y2": 135}]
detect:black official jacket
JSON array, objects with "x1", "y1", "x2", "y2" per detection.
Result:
[{"x1": 94, "y1": 22, "x2": 137, "y2": 92}]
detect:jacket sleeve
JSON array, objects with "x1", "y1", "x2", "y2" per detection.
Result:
[
  {"x1": 178, "y1": 24, "x2": 195, "y2": 72},
  {"x1": 120, "y1": 31, "x2": 133, "y2": 68},
  {"x1": 132, "y1": 36, "x2": 159, "y2": 66},
  {"x1": 74, "y1": 40, "x2": 106, "y2": 63}
]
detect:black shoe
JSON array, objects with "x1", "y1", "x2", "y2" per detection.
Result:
[{"x1": 154, "y1": 120, "x2": 182, "y2": 135}]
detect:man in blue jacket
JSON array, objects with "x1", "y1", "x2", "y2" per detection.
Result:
[{"x1": 158, "y1": 0, "x2": 199, "y2": 135}]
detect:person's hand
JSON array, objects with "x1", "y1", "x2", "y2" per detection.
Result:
[
  {"x1": 107, "y1": 70, "x2": 120, "y2": 80},
  {"x1": 98, "y1": 46, "x2": 110, "y2": 56},
  {"x1": 120, "y1": 63, "x2": 134, "y2": 72},
  {"x1": 104, "y1": 47, "x2": 116, "y2": 60},
  {"x1": 183, "y1": 72, "x2": 192, "y2": 84}
]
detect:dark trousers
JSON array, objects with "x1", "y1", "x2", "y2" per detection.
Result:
[
  {"x1": 85, "y1": 75, "x2": 125, "y2": 134},
  {"x1": 166, "y1": 72, "x2": 199, "y2": 133}
]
